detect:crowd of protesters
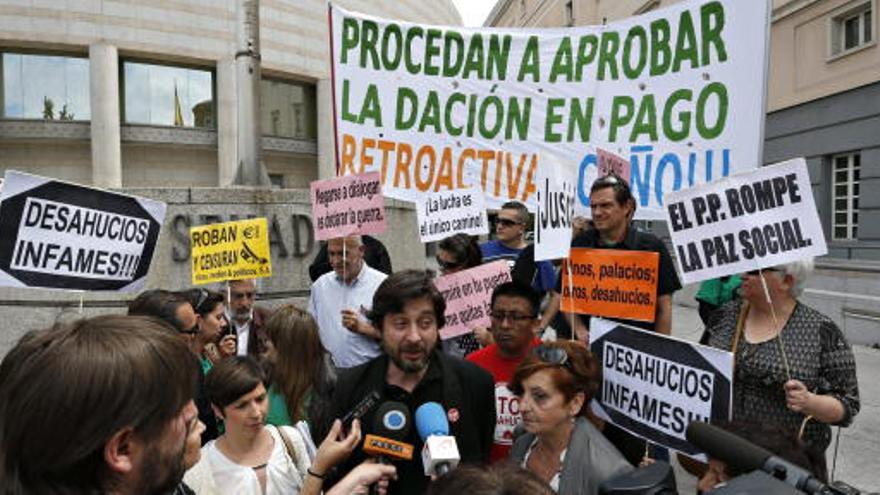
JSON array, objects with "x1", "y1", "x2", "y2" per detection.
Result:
[{"x1": 0, "y1": 175, "x2": 861, "y2": 495}]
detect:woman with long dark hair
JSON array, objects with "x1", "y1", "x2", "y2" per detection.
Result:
[{"x1": 263, "y1": 304, "x2": 337, "y2": 442}]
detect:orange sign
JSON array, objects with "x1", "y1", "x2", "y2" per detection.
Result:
[{"x1": 560, "y1": 248, "x2": 659, "y2": 322}]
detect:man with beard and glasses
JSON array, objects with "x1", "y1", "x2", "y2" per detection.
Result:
[
  {"x1": 226, "y1": 278, "x2": 272, "y2": 358},
  {"x1": 327, "y1": 270, "x2": 495, "y2": 495},
  {"x1": 0, "y1": 315, "x2": 200, "y2": 495}
]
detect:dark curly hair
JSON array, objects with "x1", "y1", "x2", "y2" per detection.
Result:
[{"x1": 368, "y1": 269, "x2": 446, "y2": 330}]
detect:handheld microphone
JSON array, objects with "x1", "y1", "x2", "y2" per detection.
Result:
[
  {"x1": 341, "y1": 390, "x2": 382, "y2": 433},
  {"x1": 686, "y1": 421, "x2": 827, "y2": 494},
  {"x1": 415, "y1": 402, "x2": 460, "y2": 477},
  {"x1": 363, "y1": 401, "x2": 414, "y2": 495},
  {"x1": 362, "y1": 401, "x2": 414, "y2": 462}
]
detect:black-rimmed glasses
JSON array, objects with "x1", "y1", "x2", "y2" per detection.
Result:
[{"x1": 489, "y1": 311, "x2": 535, "y2": 323}]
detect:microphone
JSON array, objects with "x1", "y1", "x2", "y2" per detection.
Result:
[
  {"x1": 341, "y1": 390, "x2": 382, "y2": 433},
  {"x1": 415, "y1": 402, "x2": 460, "y2": 477},
  {"x1": 362, "y1": 401, "x2": 414, "y2": 462},
  {"x1": 685, "y1": 421, "x2": 827, "y2": 494}
]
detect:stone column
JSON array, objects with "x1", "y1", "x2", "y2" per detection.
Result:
[
  {"x1": 216, "y1": 57, "x2": 238, "y2": 186},
  {"x1": 89, "y1": 43, "x2": 122, "y2": 187},
  {"x1": 317, "y1": 78, "x2": 336, "y2": 180}
]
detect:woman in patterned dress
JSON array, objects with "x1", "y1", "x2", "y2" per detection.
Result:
[{"x1": 701, "y1": 258, "x2": 860, "y2": 480}]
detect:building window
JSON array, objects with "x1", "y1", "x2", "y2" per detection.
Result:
[
  {"x1": 260, "y1": 79, "x2": 317, "y2": 139},
  {"x1": 122, "y1": 61, "x2": 214, "y2": 128},
  {"x1": 831, "y1": 153, "x2": 860, "y2": 241},
  {"x1": 1, "y1": 52, "x2": 90, "y2": 120},
  {"x1": 830, "y1": 1, "x2": 874, "y2": 57}
]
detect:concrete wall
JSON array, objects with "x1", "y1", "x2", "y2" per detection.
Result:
[{"x1": 0, "y1": 187, "x2": 422, "y2": 357}]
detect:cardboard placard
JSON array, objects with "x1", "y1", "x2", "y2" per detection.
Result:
[
  {"x1": 311, "y1": 172, "x2": 387, "y2": 240},
  {"x1": 417, "y1": 187, "x2": 488, "y2": 243},
  {"x1": 597, "y1": 147, "x2": 632, "y2": 184},
  {"x1": 664, "y1": 157, "x2": 827, "y2": 285},
  {"x1": 433, "y1": 261, "x2": 511, "y2": 340},
  {"x1": 561, "y1": 248, "x2": 659, "y2": 322},
  {"x1": 0, "y1": 171, "x2": 166, "y2": 292},
  {"x1": 535, "y1": 158, "x2": 576, "y2": 261},
  {"x1": 591, "y1": 318, "x2": 733, "y2": 458},
  {"x1": 191, "y1": 218, "x2": 272, "y2": 285}
]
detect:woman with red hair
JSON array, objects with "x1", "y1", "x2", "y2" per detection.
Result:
[{"x1": 509, "y1": 341, "x2": 631, "y2": 495}]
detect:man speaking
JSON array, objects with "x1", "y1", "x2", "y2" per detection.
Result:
[{"x1": 328, "y1": 270, "x2": 495, "y2": 494}]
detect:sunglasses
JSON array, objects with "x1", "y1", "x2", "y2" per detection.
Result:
[
  {"x1": 496, "y1": 218, "x2": 521, "y2": 227},
  {"x1": 745, "y1": 267, "x2": 781, "y2": 276},
  {"x1": 532, "y1": 345, "x2": 576, "y2": 375},
  {"x1": 435, "y1": 256, "x2": 463, "y2": 271},
  {"x1": 194, "y1": 288, "x2": 210, "y2": 313}
]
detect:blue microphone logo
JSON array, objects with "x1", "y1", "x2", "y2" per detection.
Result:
[{"x1": 383, "y1": 410, "x2": 407, "y2": 431}]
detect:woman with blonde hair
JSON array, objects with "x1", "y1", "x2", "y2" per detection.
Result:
[{"x1": 263, "y1": 304, "x2": 337, "y2": 441}]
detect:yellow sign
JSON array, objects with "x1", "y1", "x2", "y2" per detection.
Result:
[{"x1": 190, "y1": 218, "x2": 272, "y2": 285}]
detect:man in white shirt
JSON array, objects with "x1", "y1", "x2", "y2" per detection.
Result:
[
  {"x1": 225, "y1": 278, "x2": 270, "y2": 358},
  {"x1": 309, "y1": 235, "x2": 387, "y2": 368}
]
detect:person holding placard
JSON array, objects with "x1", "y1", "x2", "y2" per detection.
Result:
[
  {"x1": 560, "y1": 175, "x2": 681, "y2": 339},
  {"x1": 309, "y1": 235, "x2": 386, "y2": 369},
  {"x1": 179, "y1": 288, "x2": 236, "y2": 372},
  {"x1": 558, "y1": 175, "x2": 681, "y2": 466},
  {"x1": 509, "y1": 341, "x2": 632, "y2": 494},
  {"x1": 701, "y1": 258, "x2": 860, "y2": 480}
]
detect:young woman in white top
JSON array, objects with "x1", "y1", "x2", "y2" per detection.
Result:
[{"x1": 184, "y1": 356, "x2": 395, "y2": 495}]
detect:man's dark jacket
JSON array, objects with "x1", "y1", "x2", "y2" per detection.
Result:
[{"x1": 327, "y1": 351, "x2": 495, "y2": 494}]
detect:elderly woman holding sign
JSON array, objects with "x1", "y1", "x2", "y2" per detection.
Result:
[
  {"x1": 701, "y1": 258, "x2": 860, "y2": 480},
  {"x1": 509, "y1": 341, "x2": 632, "y2": 494}
]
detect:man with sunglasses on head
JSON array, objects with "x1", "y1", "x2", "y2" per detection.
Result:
[
  {"x1": 558, "y1": 174, "x2": 682, "y2": 467},
  {"x1": 467, "y1": 282, "x2": 543, "y2": 463}
]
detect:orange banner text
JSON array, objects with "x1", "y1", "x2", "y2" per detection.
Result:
[
  {"x1": 561, "y1": 248, "x2": 660, "y2": 323},
  {"x1": 339, "y1": 133, "x2": 537, "y2": 202}
]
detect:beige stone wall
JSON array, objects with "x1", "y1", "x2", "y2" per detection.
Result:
[
  {"x1": 769, "y1": 0, "x2": 880, "y2": 111},
  {"x1": 121, "y1": 144, "x2": 218, "y2": 187},
  {"x1": 0, "y1": 141, "x2": 91, "y2": 184}
]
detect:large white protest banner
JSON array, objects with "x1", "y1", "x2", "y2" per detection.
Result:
[
  {"x1": 329, "y1": 0, "x2": 769, "y2": 218},
  {"x1": 591, "y1": 318, "x2": 733, "y2": 457},
  {"x1": 664, "y1": 157, "x2": 827, "y2": 285},
  {"x1": 0, "y1": 171, "x2": 166, "y2": 292},
  {"x1": 416, "y1": 186, "x2": 488, "y2": 243},
  {"x1": 535, "y1": 158, "x2": 576, "y2": 261}
]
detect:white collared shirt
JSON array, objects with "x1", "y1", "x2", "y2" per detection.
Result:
[{"x1": 308, "y1": 263, "x2": 386, "y2": 368}]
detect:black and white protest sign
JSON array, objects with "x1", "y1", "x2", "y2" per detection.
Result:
[
  {"x1": 664, "y1": 158, "x2": 827, "y2": 285},
  {"x1": 0, "y1": 171, "x2": 166, "y2": 292},
  {"x1": 535, "y1": 158, "x2": 576, "y2": 261},
  {"x1": 590, "y1": 318, "x2": 733, "y2": 457},
  {"x1": 416, "y1": 187, "x2": 488, "y2": 243}
]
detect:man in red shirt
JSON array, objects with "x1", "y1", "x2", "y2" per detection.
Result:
[{"x1": 467, "y1": 281, "x2": 542, "y2": 463}]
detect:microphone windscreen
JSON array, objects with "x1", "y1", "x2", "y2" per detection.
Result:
[
  {"x1": 685, "y1": 421, "x2": 771, "y2": 474},
  {"x1": 373, "y1": 401, "x2": 411, "y2": 440},
  {"x1": 415, "y1": 402, "x2": 449, "y2": 440}
]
